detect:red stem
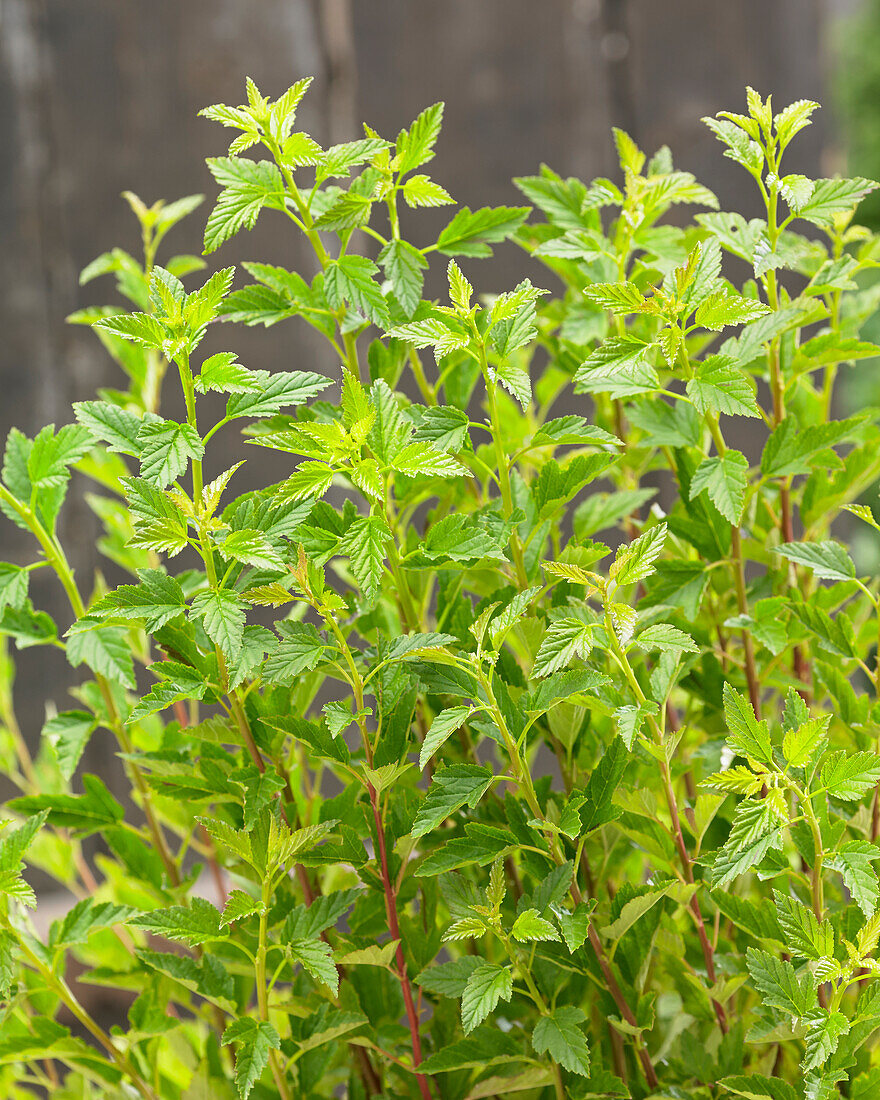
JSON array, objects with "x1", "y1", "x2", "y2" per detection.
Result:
[
  {"x1": 660, "y1": 762, "x2": 728, "y2": 1033},
  {"x1": 369, "y1": 786, "x2": 432, "y2": 1100}
]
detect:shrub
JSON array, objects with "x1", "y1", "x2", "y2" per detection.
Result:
[{"x1": 1, "y1": 79, "x2": 880, "y2": 1100}]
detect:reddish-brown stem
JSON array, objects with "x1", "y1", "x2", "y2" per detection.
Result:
[
  {"x1": 660, "y1": 761, "x2": 728, "y2": 1033},
  {"x1": 586, "y1": 924, "x2": 659, "y2": 1089},
  {"x1": 369, "y1": 786, "x2": 432, "y2": 1100},
  {"x1": 229, "y1": 695, "x2": 317, "y2": 905}
]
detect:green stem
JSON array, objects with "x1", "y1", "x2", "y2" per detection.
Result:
[
  {"x1": 482, "y1": 359, "x2": 529, "y2": 589},
  {"x1": 0, "y1": 485, "x2": 181, "y2": 888},
  {"x1": 15, "y1": 933, "x2": 157, "y2": 1100},
  {"x1": 256, "y1": 881, "x2": 293, "y2": 1100}
]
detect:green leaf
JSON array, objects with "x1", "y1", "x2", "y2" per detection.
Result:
[
  {"x1": 190, "y1": 589, "x2": 247, "y2": 660},
  {"x1": 773, "y1": 889, "x2": 834, "y2": 961},
  {"x1": 123, "y1": 476, "x2": 190, "y2": 555},
  {"x1": 131, "y1": 897, "x2": 224, "y2": 947},
  {"x1": 263, "y1": 621, "x2": 329, "y2": 685},
  {"x1": 802, "y1": 1009, "x2": 849, "y2": 1073},
  {"x1": 610, "y1": 522, "x2": 667, "y2": 586},
  {"x1": 760, "y1": 415, "x2": 863, "y2": 479},
  {"x1": 723, "y1": 683, "x2": 773, "y2": 764},
  {"x1": 204, "y1": 157, "x2": 284, "y2": 253},
  {"x1": 411, "y1": 765, "x2": 495, "y2": 838},
  {"x1": 395, "y1": 101, "x2": 444, "y2": 175},
  {"x1": 42, "y1": 711, "x2": 95, "y2": 781},
  {"x1": 719, "y1": 1074, "x2": 800, "y2": 1100},
  {"x1": 378, "y1": 239, "x2": 426, "y2": 316},
  {"x1": 416, "y1": 957, "x2": 483, "y2": 997},
  {"x1": 511, "y1": 909, "x2": 560, "y2": 942},
  {"x1": 221, "y1": 1018, "x2": 280, "y2": 1100},
  {"x1": 775, "y1": 540, "x2": 855, "y2": 582},
  {"x1": 419, "y1": 1027, "x2": 524, "y2": 1074},
  {"x1": 226, "y1": 370, "x2": 331, "y2": 419},
  {"x1": 634, "y1": 623, "x2": 698, "y2": 654},
  {"x1": 582, "y1": 281, "x2": 646, "y2": 314},
  {"x1": 578, "y1": 736, "x2": 627, "y2": 834},
  {"x1": 195, "y1": 352, "x2": 260, "y2": 394},
  {"x1": 712, "y1": 798, "x2": 785, "y2": 887},
  {"x1": 686, "y1": 356, "x2": 761, "y2": 417},
  {"x1": 220, "y1": 890, "x2": 261, "y2": 927},
  {"x1": 821, "y1": 751, "x2": 880, "y2": 802},
  {"x1": 319, "y1": 137, "x2": 388, "y2": 178},
  {"x1": 91, "y1": 569, "x2": 187, "y2": 631},
  {"x1": 9, "y1": 775, "x2": 124, "y2": 834},
  {"x1": 559, "y1": 902, "x2": 595, "y2": 953},
  {"x1": 403, "y1": 174, "x2": 454, "y2": 208},
  {"x1": 826, "y1": 842, "x2": 880, "y2": 917},
  {"x1": 690, "y1": 450, "x2": 749, "y2": 524},
  {"x1": 324, "y1": 255, "x2": 390, "y2": 328},
  {"x1": 219, "y1": 529, "x2": 285, "y2": 572},
  {"x1": 782, "y1": 715, "x2": 829, "y2": 770},
  {"x1": 460, "y1": 961, "x2": 513, "y2": 1033},
  {"x1": 288, "y1": 938, "x2": 339, "y2": 994},
  {"x1": 313, "y1": 191, "x2": 373, "y2": 232},
  {"x1": 390, "y1": 441, "x2": 469, "y2": 478},
  {"x1": 532, "y1": 1006, "x2": 591, "y2": 1077},
  {"x1": 52, "y1": 899, "x2": 134, "y2": 947},
  {"x1": 435, "y1": 205, "x2": 530, "y2": 257},
  {"x1": 533, "y1": 619, "x2": 594, "y2": 678},
  {"x1": 797, "y1": 176, "x2": 878, "y2": 227},
  {"x1": 0, "y1": 563, "x2": 29, "y2": 615},
  {"x1": 411, "y1": 405, "x2": 470, "y2": 452},
  {"x1": 66, "y1": 625, "x2": 136, "y2": 689},
  {"x1": 136, "y1": 418, "x2": 204, "y2": 487},
  {"x1": 26, "y1": 424, "x2": 94, "y2": 491},
  {"x1": 419, "y1": 706, "x2": 474, "y2": 770},
  {"x1": 694, "y1": 291, "x2": 770, "y2": 330},
  {"x1": 339, "y1": 515, "x2": 392, "y2": 600},
  {"x1": 73, "y1": 401, "x2": 143, "y2": 455},
  {"x1": 745, "y1": 947, "x2": 816, "y2": 1016}
]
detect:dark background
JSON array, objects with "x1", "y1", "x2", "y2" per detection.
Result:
[{"x1": 0, "y1": 0, "x2": 829, "y2": 745}]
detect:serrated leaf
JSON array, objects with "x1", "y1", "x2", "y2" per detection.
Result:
[
  {"x1": 42, "y1": 711, "x2": 95, "y2": 781},
  {"x1": 634, "y1": 623, "x2": 698, "y2": 654},
  {"x1": 378, "y1": 239, "x2": 426, "y2": 316},
  {"x1": 723, "y1": 682, "x2": 772, "y2": 763},
  {"x1": 221, "y1": 1018, "x2": 280, "y2": 1100},
  {"x1": 782, "y1": 715, "x2": 829, "y2": 769},
  {"x1": 610, "y1": 523, "x2": 667, "y2": 586},
  {"x1": 511, "y1": 908, "x2": 560, "y2": 942},
  {"x1": 775, "y1": 540, "x2": 855, "y2": 582},
  {"x1": 419, "y1": 706, "x2": 473, "y2": 770},
  {"x1": 687, "y1": 356, "x2": 761, "y2": 417},
  {"x1": 461, "y1": 961, "x2": 513, "y2": 1033},
  {"x1": 746, "y1": 947, "x2": 816, "y2": 1016},
  {"x1": 821, "y1": 751, "x2": 880, "y2": 802},
  {"x1": 690, "y1": 450, "x2": 749, "y2": 524},
  {"x1": 533, "y1": 619, "x2": 594, "y2": 678},
  {"x1": 131, "y1": 897, "x2": 224, "y2": 947},
  {"x1": 190, "y1": 589, "x2": 247, "y2": 660},
  {"x1": 411, "y1": 765, "x2": 495, "y2": 838},
  {"x1": 532, "y1": 1006, "x2": 591, "y2": 1076},
  {"x1": 773, "y1": 889, "x2": 834, "y2": 961},
  {"x1": 324, "y1": 255, "x2": 390, "y2": 328},
  {"x1": 339, "y1": 515, "x2": 392, "y2": 600},
  {"x1": 435, "y1": 205, "x2": 530, "y2": 258},
  {"x1": 66, "y1": 625, "x2": 136, "y2": 689}
]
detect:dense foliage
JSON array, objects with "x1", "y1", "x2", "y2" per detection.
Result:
[{"x1": 2, "y1": 79, "x2": 880, "y2": 1100}]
